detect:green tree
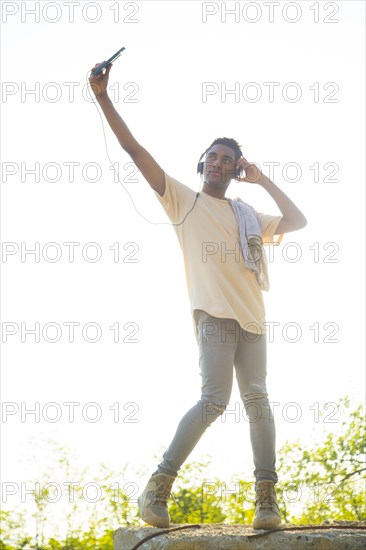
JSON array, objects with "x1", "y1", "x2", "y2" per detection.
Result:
[
  {"x1": 0, "y1": 508, "x2": 31, "y2": 549},
  {"x1": 169, "y1": 460, "x2": 227, "y2": 524},
  {"x1": 276, "y1": 396, "x2": 366, "y2": 523}
]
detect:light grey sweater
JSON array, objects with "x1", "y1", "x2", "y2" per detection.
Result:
[{"x1": 228, "y1": 197, "x2": 270, "y2": 291}]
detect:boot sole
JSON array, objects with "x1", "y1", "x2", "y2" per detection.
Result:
[
  {"x1": 253, "y1": 517, "x2": 282, "y2": 530},
  {"x1": 137, "y1": 496, "x2": 170, "y2": 528}
]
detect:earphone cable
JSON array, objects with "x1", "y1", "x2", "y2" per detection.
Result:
[{"x1": 87, "y1": 71, "x2": 201, "y2": 227}]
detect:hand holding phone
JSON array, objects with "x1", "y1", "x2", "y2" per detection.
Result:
[{"x1": 91, "y1": 46, "x2": 125, "y2": 76}]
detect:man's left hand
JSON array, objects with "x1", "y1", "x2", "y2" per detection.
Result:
[{"x1": 235, "y1": 157, "x2": 268, "y2": 185}]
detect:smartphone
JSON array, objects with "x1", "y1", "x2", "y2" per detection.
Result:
[{"x1": 91, "y1": 46, "x2": 125, "y2": 76}]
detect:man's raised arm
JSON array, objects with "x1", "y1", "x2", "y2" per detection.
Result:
[{"x1": 89, "y1": 62, "x2": 166, "y2": 197}]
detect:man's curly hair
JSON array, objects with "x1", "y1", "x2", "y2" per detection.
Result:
[{"x1": 204, "y1": 137, "x2": 243, "y2": 161}]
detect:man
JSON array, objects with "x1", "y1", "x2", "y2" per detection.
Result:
[{"x1": 89, "y1": 62, "x2": 307, "y2": 530}]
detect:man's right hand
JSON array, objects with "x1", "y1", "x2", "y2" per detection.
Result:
[{"x1": 89, "y1": 62, "x2": 112, "y2": 100}]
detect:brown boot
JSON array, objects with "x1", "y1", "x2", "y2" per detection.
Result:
[
  {"x1": 253, "y1": 480, "x2": 281, "y2": 530},
  {"x1": 137, "y1": 473, "x2": 175, "y2": 528}
]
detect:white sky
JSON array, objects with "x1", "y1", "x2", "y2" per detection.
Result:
[{"x1": 1, "y1": 0, "x2": 365, "y2": 527}]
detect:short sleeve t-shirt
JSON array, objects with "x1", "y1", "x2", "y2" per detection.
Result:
[{"x1": 153, "y1": 172, "x2": 284, "y2": 339}]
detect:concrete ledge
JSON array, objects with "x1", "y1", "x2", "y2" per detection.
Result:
[{"x1": 114, "y1": 522, "x2": 366, "y2": 550}]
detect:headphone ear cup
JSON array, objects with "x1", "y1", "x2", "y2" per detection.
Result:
[
  {"x1": 197, "y1": 161, "x2": 204, "y2": 175},
  {"x1": 236, "y1": 155, "x2": 244, "y2": 178}
]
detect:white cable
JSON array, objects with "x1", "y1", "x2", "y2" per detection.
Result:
[{"x1": 86, "y1": 70, "x2": 201, "y2": 227}]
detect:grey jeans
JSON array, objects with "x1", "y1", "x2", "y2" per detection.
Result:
[{"x1": 157, "y1": 310, "x2": 278, "y2": 484}]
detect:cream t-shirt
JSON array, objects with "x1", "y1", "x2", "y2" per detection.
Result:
[{"x1": 153, "y1": 172, "x2": 284, "y2": 339}]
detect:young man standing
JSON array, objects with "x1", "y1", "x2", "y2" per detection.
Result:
[{"x1": 89, "y1": 62, "x2": 307, "y2": 530}]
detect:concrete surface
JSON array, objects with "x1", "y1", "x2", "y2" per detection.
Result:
[{"x1": 114, "y1": 522, "x2": 366, "y2": 550}]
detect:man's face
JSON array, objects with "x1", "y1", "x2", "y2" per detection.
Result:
[{"x1": 203, "y1": 144, "x2": 237, "y2": 190}]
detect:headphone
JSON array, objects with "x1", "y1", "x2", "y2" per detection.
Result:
[
  {"x1": 172, "y1": 146, "x2": 245, "y2": 226},
  {"x1": 197, "y1": 147, "x2": 244, "y2": 179}
]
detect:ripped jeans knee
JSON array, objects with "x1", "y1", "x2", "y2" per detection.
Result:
[
  {"x1": 242, "y1": 391, "x2": 274, "y2": 422},
  {"x1": 200, "y1": 400, "x2": 227, "y2": 424}
]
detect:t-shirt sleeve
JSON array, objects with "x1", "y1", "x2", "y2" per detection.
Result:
[
  {"x1": 153, "y1": 172, "x2": 195, "y2": 224},
  {"x1": 256, "y1": 212, "x2": 284, "y2": 245}
]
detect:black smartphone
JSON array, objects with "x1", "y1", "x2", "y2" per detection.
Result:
[{"x1": 92, "y1": 46, "x2": 125, "y2": 76}]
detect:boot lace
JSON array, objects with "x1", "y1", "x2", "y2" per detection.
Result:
[
  {"x1": 151, "y1": 481, "x2": 173, "y2": 507},
  {"x1": 256, "y1": 482, "x2": 276, "y2": 510}
]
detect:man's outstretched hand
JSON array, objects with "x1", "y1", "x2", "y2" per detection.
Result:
[{"x1": 88, "y1": 62, "x2": 112, "y2": 100}]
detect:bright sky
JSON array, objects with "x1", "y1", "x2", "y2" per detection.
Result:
[{"x1": 1, "y1": 0, "x2": 365, "y2": 530}]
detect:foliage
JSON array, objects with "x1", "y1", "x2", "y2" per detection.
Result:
[
  {"x1": 169, "y1": 461, "x2": 227, "y2": 524},
  {"x1": 1, "y1": 396, "x2": 365, "y2": 549},
  {"x1": 276, "y1": 396, "x2": 366, "y2": 524}
]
